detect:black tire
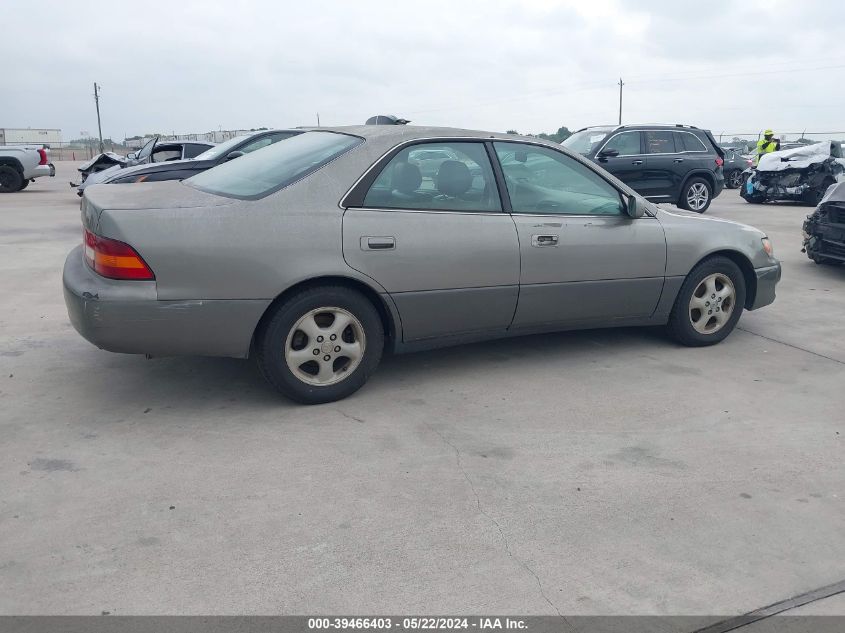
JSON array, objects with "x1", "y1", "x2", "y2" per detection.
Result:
[
  {"x1": 667, "y1": 256, "x2": 747, "y2": 347},
  {"x1": 678, "y1": 177, "x2": 713, "y2": 213},
  {"x1": 725, "y1": 169, "x2": 743, "y2": 189},
  {"x1": 0, "y1": 165, "x2": 24, "y2": 193},
  {"x1": 255, "y1": 286, "x2": 384, "y2": 404}
]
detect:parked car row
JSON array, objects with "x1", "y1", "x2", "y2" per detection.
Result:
[{"x1": 63, "y1": 123, "x2": 781, "y2": 404}]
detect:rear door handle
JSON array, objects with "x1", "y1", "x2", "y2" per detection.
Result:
[
  {"x1": 632, "y1": 159, "x2": 644, "y2": 165},
  {"x1": 531, "y1": 234, "x2": 559, "y2": 247},
  {"x1": 361, "y1": 236, "x2": 395, "y2": 251},
  {"x1": 674, "y1": 158, "x2": 684, "y2": 163}
]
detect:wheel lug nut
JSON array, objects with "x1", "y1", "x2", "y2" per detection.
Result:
[
  {"x1": 708, "y1": 310, "x2": 712, "y2": 314},
  {"x1": 334, "y1": 346, "x2": 341, "y2": 352},
  {"x1": 711, "y1": 294, "x2": 716, "y2": 299},
  {"x1": 705, "y1": 301, "x2": 710, "y2": 306},
  {"x1": 323, "y1": 355, "x2": 331, "y2": 361},
  {"x1": 316, "y1": 336, "x2": 324, "y2": 342},
  {"x1": 312, "y1": 349, "x2": 319, "y2": 355},
  {"x1": 330, "y1": 334, "x2": 337, "y2": 341}
]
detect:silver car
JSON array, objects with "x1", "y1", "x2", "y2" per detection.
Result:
[{"x1": 63, "y1": 126, "x2": 781, "y2": 404}]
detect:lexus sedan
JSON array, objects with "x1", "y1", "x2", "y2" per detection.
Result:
[{"x1": 64, "y1": 126, "x2": 781, "y2": 404}]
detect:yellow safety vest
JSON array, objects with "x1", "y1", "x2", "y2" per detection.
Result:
[{"x1": 755, "y1": 139, "x2": 778, "y2": 165}]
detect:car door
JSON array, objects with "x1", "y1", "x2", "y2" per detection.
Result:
[
  {"x1": 492, "y1": 141, "x2": 666, "y2": 329},
  {"x1": 640, "y1": 130, "x2": 683, "y2": 201},
  {"x1": 342, "y1": 140, "x2": 519, "y2": 342},
  {"x1": 594, "y1": 130, "x2": 647, "y2": 191}
]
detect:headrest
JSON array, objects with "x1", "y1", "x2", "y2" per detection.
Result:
[
  {"x1": 392, "y1": 161, "x2": 422, "y2": 194},
  {"x1": 435, "y1": 160, "x2": 472, "y2": 197}
]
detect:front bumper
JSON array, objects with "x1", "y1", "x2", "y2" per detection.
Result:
[
  {"x1": 749, "y1": 262, "x2": 781, "y2": 310},
  {"x1": 63, "y1": 245, "x2": 270, "y2": 358}
]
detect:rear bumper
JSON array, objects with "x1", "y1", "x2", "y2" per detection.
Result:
[
  {"x1": 749, "y1": 262, "x2": 781, "y2": 310},
  {"x1": 63, "y1": 245, "x2": 270, "y2": 358},
  {"x1": 30, "y1": 163, "x2": 55, "y2": 179}
]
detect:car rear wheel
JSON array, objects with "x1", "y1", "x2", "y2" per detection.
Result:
[
  {"x1": 255, "y1": 286, "x2": 384, "y2": 404},
  {"x1": 679, "y1": 177, "x2": 712, "y2": 212},
  {"x1": 0, "y1": 166, "x2": 24, "y2": 193},
  {"x1": 667, "y1": 256, "x2": 746, "y2": 347},
  {"x1": 19, "y1": 179, "x2": 30, "y2": 190},
  {"x1": 726, "y1": 169, "x2": 743, "y2": 189}
]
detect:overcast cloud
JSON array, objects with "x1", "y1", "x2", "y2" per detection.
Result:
[{"x1": 3, "y1": 0, "x2": 845, "y2": 140}]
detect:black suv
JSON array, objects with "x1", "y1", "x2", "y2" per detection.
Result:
[{"x1": 563, "y1": 124, "x2": 725, "y2": 212}]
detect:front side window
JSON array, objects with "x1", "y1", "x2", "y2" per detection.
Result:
[
  {"x1": 362, "y1": 142, "x2": 501, "y2": 212},
  {"x1": 186, "y1": 131, "x2": 362, "y2": 199},
  {"x1": 602, "y1": 131, "x2": 641, "y2": 156},
  {"x1": 494, "y1": 142, "x2": 623, "y2": 216},
  {"x1": 562, "y1": 127, "x2": 614, "y2": 156}
]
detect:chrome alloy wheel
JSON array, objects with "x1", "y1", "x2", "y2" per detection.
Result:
[
  {"x1": 689, "y1": 273, "x2": 735, "y2": 334},
  {"x1": 687, "y1": 182, "x2": 710, "y2": 210},
  {"x1": 729, "y1": 170, "x2": 743, "y2": 188},
  {"x1": 284, "y1": 307, "x2": 366, "y2": 386}
]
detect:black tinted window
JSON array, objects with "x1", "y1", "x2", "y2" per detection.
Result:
[
  {"x1": 363, "y1": 142, "x2": 501, "y2": 212},
  {"x1": 602, "y1": 132, "x2": 641, "y2": 156},
  {"x1": 676, "y1": 132, "x2": 707, "y2": 152},
  {"x1": 184, "y1": 144, "x2": 209, "y2": 159},
  {"x1": 645, "y1": 131, "x2": 676, "y2": 154}
]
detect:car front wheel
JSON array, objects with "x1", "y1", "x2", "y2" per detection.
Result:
[
  {"x1": 667, "y1": 257, "x2": 746, "y2": 347},
  {"x1": 679, "y1": 177, "x2": 713, "y2": 212},
  {"x1": 0, "y1": 166, "x2": 24, "y2": 193},
  {"x1": 255, "y1": 286, "x2": 384, "y2": 404}
]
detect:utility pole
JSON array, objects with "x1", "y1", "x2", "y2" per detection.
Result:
[
  {"x1": 316, "y1": 112, "x2": 321, "y2": 127},
  {"x1": 617, "y1": 78, "x2": 624, "y2": 125},
  {"x1": 93, "y1": 82, "x2": 104, "y2": 153}
]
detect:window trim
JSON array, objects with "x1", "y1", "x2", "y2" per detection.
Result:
[
  {"x1": 342, "y1": 138, "x2": 505, "y2": 214},
  {"x1": 596, "y1": 128, "x2": 711, "y2": 157},
  {"x1": 491, "y1": 140, "x2": 629, "y2": 218},
  {"x1": 673, "y1": 130, "x2": 708, "y2": 153}
]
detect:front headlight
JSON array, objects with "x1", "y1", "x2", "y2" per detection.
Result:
[{"x1": 761, "y1": 237, "x2": 774, "y2": 257}]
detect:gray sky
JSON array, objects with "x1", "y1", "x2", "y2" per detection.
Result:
[{"x1": 3, "y1": 0, "x2": 845, "y2": 141}]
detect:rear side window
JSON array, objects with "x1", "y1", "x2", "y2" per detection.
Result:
[
  {"x1": 362, "y1": 142, "x2": 501, "y2": 212},
  {"x1": 602, "y1": 131, "x2": 641, "y2": 156},
  {"x1": 186, "y1": 131, "x2": 362, "y2": 199},
  {"x1": 676, "y1": 132, "x2": 708, "y2": 152},
  {"x1": 183, "y1": 144, "x2": 210, "y2": 159},
  {"x1": 645, "y1": 131, "x2": 676, "y2": 154}
]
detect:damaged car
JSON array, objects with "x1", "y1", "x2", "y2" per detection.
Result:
[
  {"x1": 71, "y1": 137, "x2": 214, "y2": 193},
  {"x1": 802, "y1": 181, "x2": 845, "y2": 265},
  {"x1": 741, "y1": 141, "x2": 845, "y2": 206}
]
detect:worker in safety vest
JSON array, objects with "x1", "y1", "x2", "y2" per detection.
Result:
[{"x1": 755, "y1": 129, "x2": 780, "y2": 165}]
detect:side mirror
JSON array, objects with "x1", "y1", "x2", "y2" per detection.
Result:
[
  {"x1": 225, "y1": 151, "x2": 244, "y2": 161},
  {"x1": 625, "y1": 194, "x2": 644, "y2": 218},
  {"x1": 127, "y1": 152, "x2": 137, "y2": 160},
  {"x1": 598, "y1": 148, "x2": 619, "y2": 159}
]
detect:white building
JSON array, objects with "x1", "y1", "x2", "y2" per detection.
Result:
[{"x1": 0, "y1": 128, "x2": 63, "y2": 146}]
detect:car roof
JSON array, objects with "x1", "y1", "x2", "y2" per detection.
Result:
[{"x1": 575, "y1": 123, "x2": 705, "y2": 133}]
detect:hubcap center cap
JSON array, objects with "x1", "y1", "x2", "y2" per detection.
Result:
[{"x1": 320, "y1": 341, "x2": 333, "y2": 354}]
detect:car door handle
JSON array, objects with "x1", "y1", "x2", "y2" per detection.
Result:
[
  {"x1": 361, "y1": 236, "x2": 395, "y2": 251},
  {"x1": 531, "y1": 234, "x2": 559, "y2": 247},
  {"x1": 631, "y1": 159, "x2": 644, "y2": 165},
  {"x1": 674, "y1": 158, "x2": 684, "y2": 163}
]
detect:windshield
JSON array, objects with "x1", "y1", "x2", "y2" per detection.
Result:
[
  {"x1": 562, "y1": 128, "x2": 613, "y2": 155},
  {"x1": 193, "y1": 136, "x2": 250, "y2": 161},
  {"x1": 186, "y1": 131, "x2": 363, "y2": 199}
]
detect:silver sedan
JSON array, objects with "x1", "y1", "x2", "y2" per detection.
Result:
[{"x1": 63, "y1": 126, "x2": 781, "y2": 403}]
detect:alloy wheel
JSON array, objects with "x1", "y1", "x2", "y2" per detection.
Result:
[
  {"x1": 686, "y1": 182, "x2": 710, "y2": 211},
  {"x1": 688, "y1": 273, "x2": 735, "y2": 334},
  {"x1": 284, "y1": 307, "x2": 366, "y2": 386},
  {"x1": 729, "y1": 171, "x2": 743, "y2": 188}
]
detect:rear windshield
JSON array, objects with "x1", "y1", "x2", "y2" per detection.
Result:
[
  {"x1": 562, "y1": 128, "x2": 613, "y2": 155},
  {"x1": 186, "y1": 131, "x2": 363, "y2": 199}
]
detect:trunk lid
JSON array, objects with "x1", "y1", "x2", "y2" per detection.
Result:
[{"x1": 82, "y1": 180, "x2": 234, "y2": 232}]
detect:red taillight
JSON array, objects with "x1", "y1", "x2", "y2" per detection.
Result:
[
  {"x1": 37, "y1": 148, "x2": 48, "y2": 165},
  {"x1": 715, "y1": 157, "x2": 724, "y2": 167},
  {"x1": 83, "y1": 229, "x2": 155, "y2": 280}
]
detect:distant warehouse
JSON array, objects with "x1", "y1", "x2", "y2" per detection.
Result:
[{"x1": 0, "y1": 128, "x2": 63, "y2": 146}]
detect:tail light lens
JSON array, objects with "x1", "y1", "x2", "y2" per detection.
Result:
[
  {"x1": 715, "y1": 157, "x2": 724, "y2": 167},
  {"x1": 83, "y1": 229, "x2": 155, "y2": 280},
  {"x1": 37, "y1": 148, "x2": 48, "y2": 165}
]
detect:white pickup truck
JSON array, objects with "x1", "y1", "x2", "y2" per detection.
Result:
[{"x1": 0, "y1": 146, "x2": 55, "y2": 192}]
